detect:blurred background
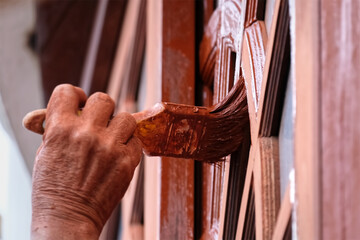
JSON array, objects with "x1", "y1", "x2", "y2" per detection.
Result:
[
  {"x1": 0, "y1": 0, "x2": 136, "y2": 239},
  {"x1": 0, "y1": 0, "x2": 43, "y2": 239}
]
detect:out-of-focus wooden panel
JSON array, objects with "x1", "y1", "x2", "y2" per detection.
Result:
[
  {"x1": 294, "y1": 0, "x2": 321, "y2": 239},
  {"x1": 36, "y1": 0, "x2": 97, "y2": 102},
  {"x1": 320, "y1": 1, "x2": 360, "y2": 239}
]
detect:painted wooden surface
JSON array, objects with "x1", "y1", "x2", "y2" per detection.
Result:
[
  {"x1": 320, "y1": 0, "x2": 360, "y2": 239},
  {"x1": 160, "y1": 0, "x2": 195, "y2": 238},
  {"x1": 198, "y1": 1, "x2": 248, "y2": 239}
]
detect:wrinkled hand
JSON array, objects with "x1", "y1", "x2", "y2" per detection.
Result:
[{"x1": 31, "y1": 84, "x2": 142, "y2": 239}]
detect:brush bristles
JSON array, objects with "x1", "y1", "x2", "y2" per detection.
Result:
[{"x1": 198, "y1": 77, "x2": 249, "y2": 160}]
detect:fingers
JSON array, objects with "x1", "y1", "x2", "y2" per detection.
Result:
[
  {"x1": 107, "y1": 112, "x2": 136, "y2": 144},
  {"x1": 81, "y1": 92, "x2": 115, "y2": 127},
  {"x1": 126, "y1": 136, "x2": 142, "y2": 167},
  {"x1": 47, "y1": 84, "x2": 87, "y2": 119}
]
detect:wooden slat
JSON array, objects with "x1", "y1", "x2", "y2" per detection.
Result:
[
  {"x1": 320, "y1": 0, "x2": 360, "y2": 239},
  {"x1": 241, "y1": 20, "x2": 267, "y2": 142},
  {"x1": 89, "y1": 0, "x2": 128, "y2": 94},
  {"x1": 222, "y1": 139, "x2": 250, "y2": 239},
  {"x1": 235, "y1": 146, "x2": 256, "y2": 240},
  {"x1": 294, "y1": 0, "x2": 321, "y2": 239},
  {"x1": 242, "y1": 178, "x2": 256, "y2": 240},
  {"x1": 258, "y1": 0, "x2": 290, "y2": 137},
  {"x1": 159, "y1": 0, "x2": 195, "y2": 238},
  {"x1": 272, "y1": 183, "x2": 291, "y2": 240},
  {"x1": 107, "y1": 0, "x2": 143, "y2": 103},
  {"x1": 143, "y1": 0, "x2": 163, "y2": 239},
  {"x1": 258, "y1": 137, "x2": 280, "y2": 239},
  {"x1": 256, "y1": 0, "x2": 289, "y2": 136},
  {"x1": 36, "y1": 0, "x2": 98, "y2": 102}
]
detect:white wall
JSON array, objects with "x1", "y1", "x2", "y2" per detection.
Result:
[
  {"x1": 0, "y1": 121, "x2": 32, "y2": 240},
  {"x1": 0, "y1": 0, "x2": 44, "y2": 239}
]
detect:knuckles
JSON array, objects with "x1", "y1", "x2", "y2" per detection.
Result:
[
  {"x1": 52, "y1": 84, "x2": 75, "y2": 95},
  {"x1": 89, "y1": 92, "x2": 115, "y2": 107},
  {"x1": 70, "y1": 127, "x2": 99, "y2": 147}
]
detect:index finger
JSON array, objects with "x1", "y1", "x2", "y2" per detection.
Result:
[{"x1": 47, "y1": 84, "x2": 87, "y2": 119}]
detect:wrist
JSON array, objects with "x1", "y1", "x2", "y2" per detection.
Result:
[
  {"x1": 32, "y1": 187, "x2": 106, "y2": 239},
  {"x1": 31, "y1": 215, "x2": 100, "y2": 240}
]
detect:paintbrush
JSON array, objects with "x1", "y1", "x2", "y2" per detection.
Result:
[{"x1": 23, "y1": 78, "x2": 249, "y2": 161}]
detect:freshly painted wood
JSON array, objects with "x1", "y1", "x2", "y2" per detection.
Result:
[
  {"x1": 320, "y1": 0, "x2": 360, "y2": 239},
  {"x1": 199, "y1": 1, "x2": 249, "y2": 238},
  {"x1": 294, "y1": 0, "x2": 321, "y2": 239}
]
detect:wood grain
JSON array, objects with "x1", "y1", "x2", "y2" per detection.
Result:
[{"x1": 258, "y1": 137, "x2": 280, "y2": 239}]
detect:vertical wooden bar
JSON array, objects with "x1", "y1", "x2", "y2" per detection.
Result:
[
  {"x1": 160, "y1": 1, "x2": 195, "y2": 239},
  {"x1": 144, "y1": 0, "x2": 162, "y2": 239},
  {"x1": 294, "y1": 0, "x2": 321, "y2": 239},
  {"x1": 320, "y1": 1, "x2": 360, "y2": 239}
]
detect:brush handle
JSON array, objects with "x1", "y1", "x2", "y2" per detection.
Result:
[{"x1": 23, "y1": 103, "x2": 215, "y2": 159}]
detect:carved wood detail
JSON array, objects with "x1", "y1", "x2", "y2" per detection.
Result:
[
  {"x1": 241, "y1": 20, "x2": 267, "y2": 141},
  {"x1": 244, "y1": 0, "x2": 266, "y2": 27},
  {"x1": 198, "y1": 1, "x2": 249, "y2": 238}
]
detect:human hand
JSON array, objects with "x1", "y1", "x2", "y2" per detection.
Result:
[{"x1": 31, "y1": 84, "x2": 142, "y2": 239}]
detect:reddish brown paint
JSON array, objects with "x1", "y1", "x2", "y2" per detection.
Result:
[
  {"x1": 23, "y1": 77, "x2": 248, "y2": 160},
  {"x1": 159, "y1": 1, "x2": 196, "y2": 238}
]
